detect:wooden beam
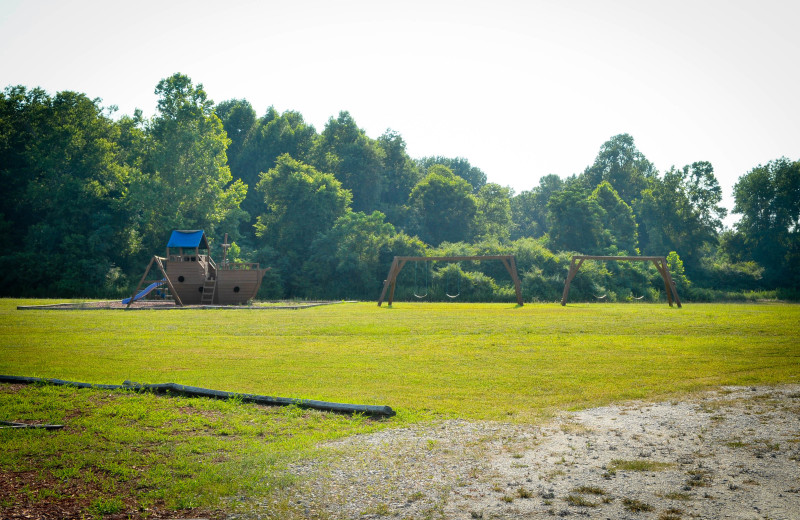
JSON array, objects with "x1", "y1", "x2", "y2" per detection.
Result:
[
  {"x1": 387, "y1": 259, "x2": 408, "y2": 306},
  {"x1": 154, "y1": 256, "x2": 183, "y2": 307},
  {"x1": 658, "y1": 258, "x2": 682, "y2": 308},
  {"x1": 377, "y1": 257, "x2": 400, "y2": 307},
  {"x1": 509, "y1": 256, "x2": 524, "y2": 306},
  {"x1": 571, "y1": 255, "x2": 672, "y2": 262},
  {"x1": 392, "y1": 255, "x2": 518, "y2": 262},
  {"x1": 560, "y1": 257, "x2": 584, "y2": 306},
  {"x1": 126, "y1": 256, "x2": 156, "y2": 309},
  {"x1": 500, "y1": 257, "x2": 524, "y2": 306},
  {"x1": 651, "y1": 259, "x2": 674, "y2": 307}
]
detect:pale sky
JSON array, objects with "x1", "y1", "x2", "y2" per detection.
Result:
[{"x1": 2, "y1": 0, "x2": 798, "y2": 227}]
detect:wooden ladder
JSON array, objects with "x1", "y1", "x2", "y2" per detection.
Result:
[{"x1": 201, "y1": 278, "x2": 216, "y2": 305}]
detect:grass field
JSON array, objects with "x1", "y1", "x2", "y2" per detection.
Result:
[{"x1": 1, "y1": 299, "x2": 799, "y2": 518}]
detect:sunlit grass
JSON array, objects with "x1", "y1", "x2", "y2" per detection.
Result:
[
  {"x1": 0, "y1": 383, "x2": 384, "y2": 518},
  {"x1": 2, "y1": 299, "x2": 799, "y2": 421}
]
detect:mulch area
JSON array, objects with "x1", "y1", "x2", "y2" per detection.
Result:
[{"x1": 16, "y1": 301, "x2": 344, "y2": 310}]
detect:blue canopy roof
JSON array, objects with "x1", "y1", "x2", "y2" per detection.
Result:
[{"x1": 167, "y1": 230, "x2": 208, "y2": 249}]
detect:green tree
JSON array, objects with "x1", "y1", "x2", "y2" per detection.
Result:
[
  {"x1": 254, "y1": 154, "x2": 351, "y2": 295},
  {"x1": 728, "y1": 158, "x2": 800, "y2": 286},
  {"x1": 475, "y1": 183, "x2": 512, "y2": 242},
  {"x1": 589, "y1": 181, "x2": 638, "y2": 254},
  {"x1": 511, "y1": 174, "x2": 565, "y2": 239},
  {"x1": 377, "y1": 129, "x2": 421, "y2": 208},
  {"x1": 303, "y1": 211, "x2": 425, "y2": 298},
  {"x1": 683, "y1": 161, "x2": 727, "y2": 232},
  {"x1": 636, "y1": 163, "x2": 725, "y2": 273},
  {"x1": 546, "y1": 184, "x2": 605, "y2": 253},
  {"x1": 416, "y1": 156, "x2": 487, "y2": 192},
  {"x1": 215, "y1": 98, "x2": 256, "y2": 170},
  {"x1": 130, "y1": 73, "x2": 247, "y2": 253},
  {"x1": 581, "y1": 134, "x2": 656, "y2": 204},
  {"x1": 232, "y1": 107, "x2": 317, "y2": 225},
  {"x1": 667, "y1": 251, "x2": 691, "y2": 293},
  {"x1": 409, "y1": 165, "x2": 478, "y2": 245},
  {"x1": 312, "y1": 111, "x2": 385, "y2": 213},
  {"x1": 0, "y1": 86, "x2": 138, "y2": 296}
]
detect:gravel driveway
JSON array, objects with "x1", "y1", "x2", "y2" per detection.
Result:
[{"x1": 245, "y1": 385, "x2": 800, "y2": 519}]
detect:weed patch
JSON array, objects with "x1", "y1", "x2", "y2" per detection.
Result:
[
  {"x1": 572, "y1": 485, "x2": 606, "y2": 495},
  {"x1": 623, "y1": 497, "x2": 654, "y2": 512},
  {"x1": 609, "y1": 459, "x2": 674, "y2": 472},
  {"x1": 565, "y1": 494, "x2": 597, "y2": 507}
]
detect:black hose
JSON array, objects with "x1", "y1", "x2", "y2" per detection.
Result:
[
  {"x1": 0, "y1": 420, "x2": 64, "y2": 430},
  {"x1": 0, "y1": 375, "x2": 395, "y2": 417}
]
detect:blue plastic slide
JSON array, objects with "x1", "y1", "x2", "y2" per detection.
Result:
[{"x1": 122, "y1": 279, "x2": 166, "y2": 304}]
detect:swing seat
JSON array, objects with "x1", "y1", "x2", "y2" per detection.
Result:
[
  {"x1": 594, "y1": 294, "x2": 607, "y2": 300},
  {"x1": 632, "y1": 294, "x2": 645, "y2": 300},
  {"x1": 445, "y1": 292, "x2": 460, "y2": 299},
  {"x1": 413, "y1": 262, "x2": 429, "y2": 299}
]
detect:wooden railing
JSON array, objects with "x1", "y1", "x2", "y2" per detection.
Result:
[{"x1": 219, "y1": 262, "x2": 261, "y2": 271}]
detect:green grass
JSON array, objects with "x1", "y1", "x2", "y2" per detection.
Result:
[
  {"x1": 1, "y1": 299, "x2": 799, "y2": 517},
  {"x1": 0, "y1": 384, "x2": 383, "y2": 518},
  {"x1": 2, "y1": 300, "x2": 798, "y2": 421}
]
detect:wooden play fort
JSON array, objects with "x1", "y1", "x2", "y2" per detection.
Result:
[{"x1": 126, "y1": 230, "x2": 268, "y2": 307}]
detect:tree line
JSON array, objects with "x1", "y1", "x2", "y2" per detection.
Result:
[{"x1": 1, "y1": 73, "x2": 798, "y2": 302}]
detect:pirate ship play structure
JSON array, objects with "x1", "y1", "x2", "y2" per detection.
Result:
[{"x1": 125, "y1": 230, "x2": 268, "y2": 307}]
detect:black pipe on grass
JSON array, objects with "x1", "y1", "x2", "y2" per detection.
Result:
[{"x1": 0, "y1": 375, "x2": 395, "y2": 417}]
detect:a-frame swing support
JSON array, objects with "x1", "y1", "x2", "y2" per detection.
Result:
[
  {"x1": 560, "y1": 255, "x2": 682, "y2": 307},
  {"x1": 377, "y1": 255, "x2": 524, "y2": 307},
  {"x1": 126, "y1": 256, "x2": 184, "y2": 309}
]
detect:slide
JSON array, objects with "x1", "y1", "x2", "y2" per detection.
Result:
[{"x1": 122, "y1": 279, "x2": 166, "y2": 304}]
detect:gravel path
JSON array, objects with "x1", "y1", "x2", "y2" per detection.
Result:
[{"x1": 247, "y1": 385, "x2": 800, "y2": 520}]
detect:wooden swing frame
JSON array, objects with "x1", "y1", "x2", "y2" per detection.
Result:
[
  {"x1": 126, "y1": 256, "x2": 184, "y2": 308},
  {"x1": 378, "y1": 255, "x2": 524, "y2": 307},
  {"x1": 560, "y1": 255, "x2": 682, "y2": 307}
]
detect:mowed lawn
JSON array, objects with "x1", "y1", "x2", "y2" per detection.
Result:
[{"x1": 2, "y1": 299, "x2": 798, "y2": 422}]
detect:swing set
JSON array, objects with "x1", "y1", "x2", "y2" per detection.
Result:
[
  {"x1": 378, "y1": 255, "x2": 524, "y2": 307},
  {"x1": 561, "y1": 255, "x2": 682, "y2": 307},
  {"x1": 411, "y1": 261, "x2": 461, "y2": 299}
]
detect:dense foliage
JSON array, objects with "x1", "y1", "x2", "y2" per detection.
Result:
[{"x1": 1, "y1": 74, "x2": 797, "y2": 301}]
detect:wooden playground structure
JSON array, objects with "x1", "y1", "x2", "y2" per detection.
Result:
[
  {"x1": 378, "y1": 255, "x2": 524, "y2": 306},
  {"x1": 126, "y1": 230, "x2": 268, "y2": 307},
  {"x1": 561, "y1": 255, "x2": 682, "y2": 307}
]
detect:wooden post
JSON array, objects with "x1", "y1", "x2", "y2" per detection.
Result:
[
  {"x1": 378, "y1": 257, "x2": 400, "y2": 306},
  {"x1": 500, "y1": 257, "x2": 524, "y2": 306},
  {"x1": 657, "y1": 258, "x2": 682, "y2": 308},
  {"x1": 126, "y1": 256, "x2": 156, "y2": 309},
  {"x1": 560, "y1": 257, "x2": 584, "y2": 306},
  {"x1": 387, "y1": 259, "x2": 407, "y2": 306},
  {"x1": 154, "y1": 256, "x2": 183, "y2": 307},
  {"x1": 652, "y1": 259, "x2": 674, "y2": 307}
]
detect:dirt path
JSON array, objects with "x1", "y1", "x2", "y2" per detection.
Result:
[{"x1": 249, "y1": 385, "x2": 800, "y2": 519}]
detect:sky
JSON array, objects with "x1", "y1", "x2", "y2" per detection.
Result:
[{"x1": 1, "y1": 0, "x2": 798, "y2": 227}]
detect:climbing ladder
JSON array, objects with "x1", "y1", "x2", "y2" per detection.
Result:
[{"x1": 201, "y1": 278, "x2": 217, "y2": 305}]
